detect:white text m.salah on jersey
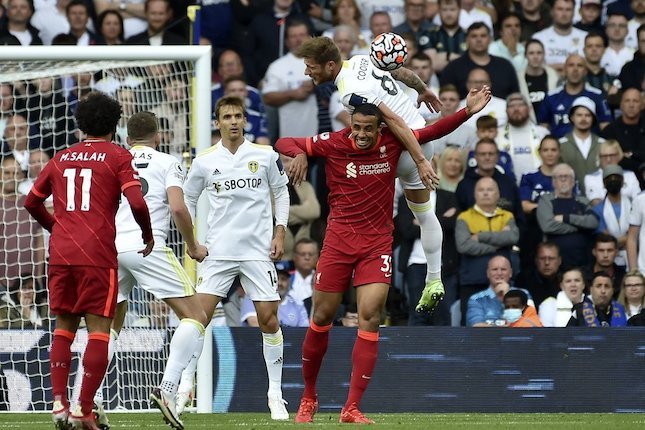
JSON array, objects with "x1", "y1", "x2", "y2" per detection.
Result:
[
  {"x1": 334, "y1": 55, "x2": 425, "y2": 129},
  {"x1": 183, "y1": 140, "x2": 289, "y2": 261},
  {"x1": 115, "y1": 145, "x2": 185, "y2": 252}
]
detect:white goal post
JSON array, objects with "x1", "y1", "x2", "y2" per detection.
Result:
[{"x1": 0, "y1": 46, "x2": 213, "y2": 413}]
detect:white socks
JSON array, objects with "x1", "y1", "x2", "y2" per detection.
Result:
[
  {"x1": 406, "y1": 199, "x2": 442, "y2": 283},
  {"x1": 161, "y1": 319, "x2": 205, "y2": 397},
  {"x1": 177, "y1": 331, "x2": 205, "y2": 395},
  {"x1": 262, "y1": 328, "x2": 284, "y2": 397}
]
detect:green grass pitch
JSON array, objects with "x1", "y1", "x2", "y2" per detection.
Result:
[{"x1": 0, "y1": 413, "x2": 644, "y2": 429}]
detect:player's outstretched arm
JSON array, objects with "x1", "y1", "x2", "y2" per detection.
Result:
[
  {"x1": 390, "y1": 66, "x2": 442, "y2": 112},
  {"x1": 414, "y1": 86, "x2": 491, "y2": 144},
  {"x1": 379, "y1": 103, "x2": 439, "y2": 189},
  {"x1": 167, "y1": 186, "x2": 208, "y2": 262},
  {"x1": 24, "y1": 192, "x2": 55, "y2": 232},
  {"x1": 275, "y1": 137, "x2": 309, "y2": 186},
  {"x1": 123, "y1": 185, "x2": 154, "y2": 257}
]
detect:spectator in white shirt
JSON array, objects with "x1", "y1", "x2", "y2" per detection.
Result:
[{"x1": 601, "y1": 12, "x2": 636, "y2": 77}]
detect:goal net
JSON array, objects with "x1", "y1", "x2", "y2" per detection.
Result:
[{"x1": 0, "y1": 46, "x2": 211, "y2": 412}]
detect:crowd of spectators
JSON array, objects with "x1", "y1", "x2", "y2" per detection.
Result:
[{"x1": 1, "y1": 0, "x2": 644, "y2": 329}]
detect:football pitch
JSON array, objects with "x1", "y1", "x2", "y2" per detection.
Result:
[{"x1": 1, "y1": 413, "x2": 644, "y2": 429}]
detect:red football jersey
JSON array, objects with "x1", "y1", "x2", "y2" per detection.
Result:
[
  {"x1": 280, "y1": 129, "x2": 404, "y2": 235},
  {"x1": 31, "y1": 139, "x2": 141, "y2": 268}
]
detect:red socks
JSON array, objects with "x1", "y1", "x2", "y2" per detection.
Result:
[
  {"x1": 79, "y1": 332, "x2": 110, "y2": 415},
  {"x1": 301, "y1": 321, "x2": 332, "y2": 400},
  {"x1": 345, "y1": 330, "x2": 378, "y2": 409},
  {"x1": 50, "y1": 329, "x2": 75, "y2": 409}
]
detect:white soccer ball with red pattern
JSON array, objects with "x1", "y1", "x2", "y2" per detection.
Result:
[{"x1": 369, "y1": 32, "x2": 408, "y2": 71}]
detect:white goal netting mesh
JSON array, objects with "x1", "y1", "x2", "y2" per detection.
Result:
[{"x1": 0, "y1": 59, "x2": 196, "y2": 411}]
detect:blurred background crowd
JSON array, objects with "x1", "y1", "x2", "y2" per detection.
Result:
[{"x1": 0, "y1": 0, "x2": 644, "y2": 329}]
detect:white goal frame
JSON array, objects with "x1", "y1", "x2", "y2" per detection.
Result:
[{"x1": 0, "y1": 45, "x2": 214, "y2": 413}]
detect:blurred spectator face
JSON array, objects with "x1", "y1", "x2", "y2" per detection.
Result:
[
  {"x1": 4, "y1": 114, "x2": 29, "y2": 151},
  {"x1": 466, "y1": 26, "x2": 491, "y2": 55},
  {"x1": 405, "y1": 0, "x2": 426, "y2": 23},
  {"x1": 1, "y1": 84, "x2": 14, "y2": 114},
  {"x1": 27, "y1": 150, "x2": 50, "y2": 180},
  {"x1": 620, "y1": 88, "x2": 642, "y2": 121},
  {"x1": 466, "y1": 68, "x2": 491, "y2": 91},
  {"x1": 624, "y1": 275, "x2": 645, "y2": 303},
  {"x1": 590, "y1": 275, "x2": 613, "y2": 308},
  {"x1": 500, "y1": 15, "x2": 521, "y2": 42},
  {"x1": 341, "y1": 310, "x2": 359, "y2": 327},
  {"x1": 439, "y1": 88, "x2": 460, "y2": 114},
  {"x1": 474, "y1": 177, "x2": 499, "y2": 208},
  {"x1": 146, "y1": 0, "x2": 171, "y2": 34},
  {"x1": 593, "y1": 241, "x2": 618, "y2": 267},
  {"x1": 7, "y1": 0, "x2": 32, "y2": 26},
  {"x1": 564, "y1": 55, "x2": 587, "y2": 84},
  {"x1": 333, "y1": 27, "x2": 356, "y2": 59},
  {"x1": 583, "y1": 35, "x2": 605, "y2": 64},
  {"x1": 277, "y1": 272, "x2": 291, "y2": 299},
  {"x1": 506, "y1": 96, "x2": 530, "y2": 126},
  {"x1": 606, "y1": 14, "x2": 628, "y2": 44},
  {"x1": 335, "y1": 0, "x2": 359, "y2": 25},
  {"x1": 474, "y1": 141, "x2": 499, "y2": 173},
  {"x1": 633, "y1": 0, "x2": 645, "y2": 16},
  {"x1": 551, "y1": 0, "x2": 574, "y2": 28},
  {"x1": 579, "y1": 3, "x2": 601, "y2": 24},
  {"x1": 520, "y1": 0, "x2": 543, "y2": 14},
  {"x1": 598, "y1": 144, "x2": 621, "y2": 168},
  {"x1": 560, "y1": 269, "x2": 584, "y2": 302},
  {"x1": 439, "y1": 0, "x2": 460, "y2": 27},
  {"x1": 286, "y1": 24, "x2": 310, "y2": 53},
  {"x1": 403, "y1": 34, "x2": 417, "y2": 59},
  {"x1": 218, "y1": 50, "x2": 244, "y2": 81},
  {"x1": 224, "y1": 79, "x2": 248, "y2": 101},
  {"x1": 67, "y1": 3, "x2": 89, "y2": 33},
  {"x1": 32, "y1": 77, "x2": 54, "y2": 94},
  {"x1": 552, "y1": 167, "x2": 575, "y2": 196},
  {"x1": 116, "y1": 88, "x2": 136, "y2": 118},
  {"x1": 370, "y1": 12, "x2": 392, "y2": 36},
  {"x1": 410, "y1": 57, "x2": 433, "y2": 84},
  {"x1": 1, "y1": 156, "x2": 23, "y2": 196},
  {"x1": 440, "y1": 147, "x2": 464, "y2": 180},
  {"x1": 477, "y1": 126, "x2": 496, "y2": 141},
  {"x1": 639, "y1": 29, "x2": 645, "y2": 56},
  {"x1": 275, "y1": 0, "x2": 295, "y2": 11},
  {"x1": 503, "y1": 295, "x2": 525, "y2": 310},
  {"x1": 294, "y1": 242, "x2": 318, "y2": 274},
  {"x1": 538, "y1": 138, "x2": 560, "y2": 167},
  {"x1": 525, "y1": 41, "x2": 545, "y2": 69},
  {"x1": 18, "y1": 279, "x2": 35, "y2": 307},
  {"x1": 570, "y1": 106, "x2": 594, "y2": 132},
  {"x1": 487, "y1": 256, "x2": 512, "y2": 284},
  {"x1": 165, "y1": 79, "x2": 186, "y2": 106},
  {"x1": 101, "y1": 12, "x2": 123, "y2": 41},
  {"x1": 536, "y1": 245, "x2": 561, "y2": 277}
]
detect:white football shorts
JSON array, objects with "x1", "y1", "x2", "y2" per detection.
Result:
[
  {"x1": 117, "y1": 247, "x2": 195, "y2": 303},
  {"x1": 396, "y1": 141, "x2": 435, "y2": 190},
  {"x1": 196, "y1": 259, "x2": 280, "y2": 302}
]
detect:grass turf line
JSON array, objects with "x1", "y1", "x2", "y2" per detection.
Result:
[{"x1": 0, "y1": 413, "x2": 643, "y2": 429}]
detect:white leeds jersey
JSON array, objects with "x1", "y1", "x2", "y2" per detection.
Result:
[
  {"x1": 334, "y1": 55, "x2": 426, "y2": 129},
  {"x1": 115, "y1": 145, "x2": 184, "y2": 252},
  {"x1": 183, "y1": 140, "x2": 289, "y2": 261}
]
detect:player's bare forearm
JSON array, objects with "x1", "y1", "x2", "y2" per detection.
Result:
[
  {"x1": 627, "y1": 226, "x2": 639, "y2": 270},
  {"x1": 271, "y1": 225, "x2": 286, "y2": 260},
  {"x1": 168, "y1": 187, "x2": 198, "y2": 248},
  {"x1": 391, "y1": 67, "x2": 427, "y2": 94}
]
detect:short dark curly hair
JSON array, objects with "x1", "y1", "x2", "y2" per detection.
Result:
[{"x1": 75, "y1": 92, "x2": 122, "y2": 137}]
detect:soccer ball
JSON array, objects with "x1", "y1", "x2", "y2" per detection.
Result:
[{"x1": 369, "y1": 32, "x2": 408, "y2": 71}]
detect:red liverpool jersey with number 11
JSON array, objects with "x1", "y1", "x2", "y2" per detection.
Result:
[
  {"x1": 303, "y1": 129, "x2": 404, "y2": 235},
  {"x1": 31, "y1": 140, "x2": 141, "y2": 268}
]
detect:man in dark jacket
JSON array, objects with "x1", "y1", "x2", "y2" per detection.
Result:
[
  {"x1": 126, "y1": 0, "x2": 186, "y2": 45},
  {"x1": 0, "y1": 0, "x2": 42, "y2": 46},
  {"x1": 618, "y1": 23, "x2": 644, "y2": 91}
]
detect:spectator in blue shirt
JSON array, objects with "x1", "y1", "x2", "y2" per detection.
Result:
[
  {"x1": 537, "y1": 54, "x2": 611, "y2": 138},
  {"x1": 466, "y1": 255, "x2": 533, "y2": 327}
]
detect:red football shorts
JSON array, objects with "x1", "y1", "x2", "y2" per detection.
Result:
[
  {"x1": 314, "y1": 229, "x2": 393, "y2": 293},
  {"x1": 48, "y1": 265, "x2": 118, "y2": 318}
]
